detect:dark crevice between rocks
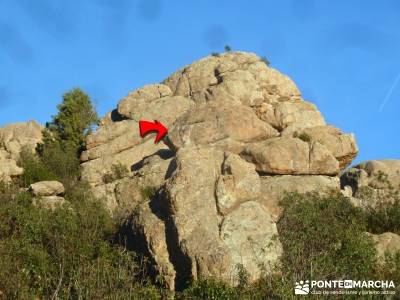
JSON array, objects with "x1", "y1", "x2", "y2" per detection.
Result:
[
  {"x1": 149, "y1": 187, "x2": 193, "y2": 291},
  {"x1": 340, "y1": 171, "x2": 359, "y2": 196},
  {"x1": 131, "y1": 149, "x2": 175, "y2": 172},
  {"x1": 110, "y1": 109, "x2": 128, "y2": 122},
  {"x1": 165, "y1": 158, "x2": 177, "y2": 180},
  {"x1": 162, "y1": 135, "x2": 178, "y2": 154},
  {"x1": 214, "y1": 68, "x2": 224, "y2": 85},
  {"x1": 114, "y1": 216, "x2": 159, "y2": 284}
]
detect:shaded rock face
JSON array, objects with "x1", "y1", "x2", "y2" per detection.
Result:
[
  {"x1": 80, "y1": 51, "x2": 359, "y2": 290},
  {"x1": 0, "y1": 121, "x2": 43, "y2": 181},
  {"x1": 341, "y1": 160, "x2": 400, "y2": 208}
]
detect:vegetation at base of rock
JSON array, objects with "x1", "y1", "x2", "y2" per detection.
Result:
[
  {"x1": 18, "y1": 148, "x2": 58, "y2": 186},
  {"x1": 179, "y1": 193, "x2": 400, "y2": 299},
  {"x1": 0, "y1": 182, "x2": 166, "y2": 299},
  {"x1": 278, "y1": 193, "x2": 376, "y2": 281},
  {"x1": 365, "y1": 199, "x2": 400, "y2": 235},
  {"x1": 103, "y1": 163, "x2": 130, "y2": 183},
  {"x1": 1, "y1": 184, "x2": 399, "y2": 298},
  {"x1": 179, "y1": 277, "x2": 236, "y2": 299}
]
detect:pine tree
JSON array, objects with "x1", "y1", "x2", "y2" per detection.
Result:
[{"x1": 37, "y1": 88, "x2": 98, "y2": 183}]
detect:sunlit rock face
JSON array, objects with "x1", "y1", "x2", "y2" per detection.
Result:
[
  {"x1": 0, "y1": 121, "x2": 43, "y2": 182},
  {"x1": 80, "y1": 51, "x2": 358, "y2": 290}
]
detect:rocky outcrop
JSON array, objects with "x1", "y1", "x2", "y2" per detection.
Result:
[
  {"x1": 341, "y1": 160, "x2": 400, "y2": 208},
  {"x1": 0, "y1": 121, "x2": 43, "y2": 181},
  {"x1": 163, "y1": 52, "x2": 301, "y2": 106},
  {"x1": 164, "y1": 148, "x2": 281, "y2": 287},
  {"x1": 79, "y1": 51, "x2": 359, "y2": 289}
]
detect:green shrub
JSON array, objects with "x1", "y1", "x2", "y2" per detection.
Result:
[
  {"x1": 18, "y1": 148, "x2": 58, "y2": 187},
  {"x1": 294, "y1": 132, "x2": 312, "y2": 143},
  {"x1": 278, "y1": 193, "x2": 376, "y2": 282},
  {"x1": 375, "y1": 251, "x2": 400, "y2": 294},
  {"x1": 103, "y1": 163, "x2": 130, "y2": 184},
  {"x1": 40, "y1": 139, "x2": 81, "y2": 185},
  {"x1": 365, "y1": 200, "x2": 400, "y2": 235},
  {"x1": 0, "y1": 182, "x2": 162, "y2": 299},
  {"x1": 140, "y1": 186, "x2": 158, "y2": 200},
  {"x1": 180, "y1": 277, "x2": 236, "y2": 300}
]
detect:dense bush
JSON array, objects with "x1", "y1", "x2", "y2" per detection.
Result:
[
  {"x1": 0, "y1": 182, "x2": 164, "y2": 299},
  {"x1": 2, "y1": 183, "x2": 399, "y2": 298},
  {"x1": 365, "y1": 200, "x2": 400, "y2": 235},
  {"x1": 17, "y1": 148, "x2": 58, "y2": 187},
  {"x1": 278, "y1": 192, "x2": 376, "y2": 282}
]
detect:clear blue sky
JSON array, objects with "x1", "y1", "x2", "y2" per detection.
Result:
[{"x1": 1, "y1": 0, "x2": 399, "y2": 163}]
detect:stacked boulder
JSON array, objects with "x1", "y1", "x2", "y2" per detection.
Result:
[
  {"x1": 80, "y1": 52, "x2": 359, "y2": 290},
  {"x1": 29, "y1": 181, "x2": 68, "y2": 210},
  {"x1": 0, "y1": 121, "x2": 43, "y2": 181}
]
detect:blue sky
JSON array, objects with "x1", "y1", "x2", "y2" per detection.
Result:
[{"x1": 0, "y1": 0, "x2": 399, "y2": 163}]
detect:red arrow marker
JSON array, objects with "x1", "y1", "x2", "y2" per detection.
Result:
[{"x1": 139, "y1": 120, "x2": 168, "y2": 143}]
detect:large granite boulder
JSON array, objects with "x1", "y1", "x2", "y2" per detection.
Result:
[
  {"x1": 164, "y1": 148, "x2": 282, "y2": 288},
  {"x1": 240, "y1": 137, "x2": 339, "y2": 175},
  {"x1": 168, "y1": 102, "x2": 279, "y2": 153},
  {"x1": 78, "y1": 51, "x2": 359, "y2": 290}
]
